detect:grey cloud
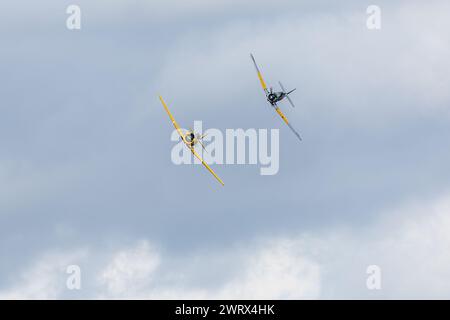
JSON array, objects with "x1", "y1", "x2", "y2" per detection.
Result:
[{"x1": 1, "y1": 0, "x2": 450, "y2": 298}]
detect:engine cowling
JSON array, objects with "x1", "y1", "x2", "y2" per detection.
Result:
[
  {"x1": 184, "y1": 132, "x2": 195, "y2": 143},
  {"x1": 268, "y1": 93, "x2": 277, "y2": 102}
]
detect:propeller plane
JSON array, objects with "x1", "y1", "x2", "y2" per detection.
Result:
[
  {"x1": 250, "y1": 53, "x2": 302, "y2": 141},
  {"x1": 158, "y1": 96, "x2": 224, "y2": 186}
]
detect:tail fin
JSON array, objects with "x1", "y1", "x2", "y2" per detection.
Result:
[{"x1": 279, "y1": 81, "x2": 296, "y2": 108}]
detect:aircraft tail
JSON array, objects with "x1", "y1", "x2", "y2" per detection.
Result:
[
  {"x1": 279, "y1": 81, "x2": 296, "y2": 108},
  {"x1": 287, "y1": 88, "x2": 296, "y2": 95}
]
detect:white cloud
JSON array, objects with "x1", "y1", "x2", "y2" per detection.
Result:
[
  {"x1": 0, "y1": 250, "x2": 87, "y2": 299},
  {"x1": 1, "y1": 192, "x2": 450, "y2": 299},
  {"x1": 97, "y1": 241, "x2": 160, "y2": 298},
  {"x1": 95, "y1": 239, "x2": 320, "y2": 299},
  {"x1": 216, "y1": 239, "x2": 320, "y2": 299},
  {"x1": 366, "y1": 194, "x2": 450, "y2": 298},
  {"x1": 2, "y1": 191, "x2": 450, "y2": 299}
]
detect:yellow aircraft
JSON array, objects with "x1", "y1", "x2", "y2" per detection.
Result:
[
  {"x1": 251, "y1": 53, "x2": 302, "y2": 141},
  {"x1": 159, "y1": 96, "x2": 224, "y2": 186}
]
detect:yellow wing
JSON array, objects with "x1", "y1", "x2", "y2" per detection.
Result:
[
  {"x1": 251, "y1": 54, "x2": 268, "y2": 93},
  {"x1": 159, "y1": 95, "x2": 184, "y2": 139},
  {"x1": 190, "y1": 147, "x2": 225, "y2": 186},
  {"x1": 275, "y1": 106, "x2": 302, "y2": 141},
  {"x1": 159, "y1": 95, "x2": 224, "y2": 186}
]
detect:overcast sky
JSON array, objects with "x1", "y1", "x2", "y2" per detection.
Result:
[{"x1": 1, "y1": 0, "x2": 450, "y2": 299}]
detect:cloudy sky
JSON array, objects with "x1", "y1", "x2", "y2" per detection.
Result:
[{"x1": 1, "y1": 0, "x2": 450, "y2": 299}]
